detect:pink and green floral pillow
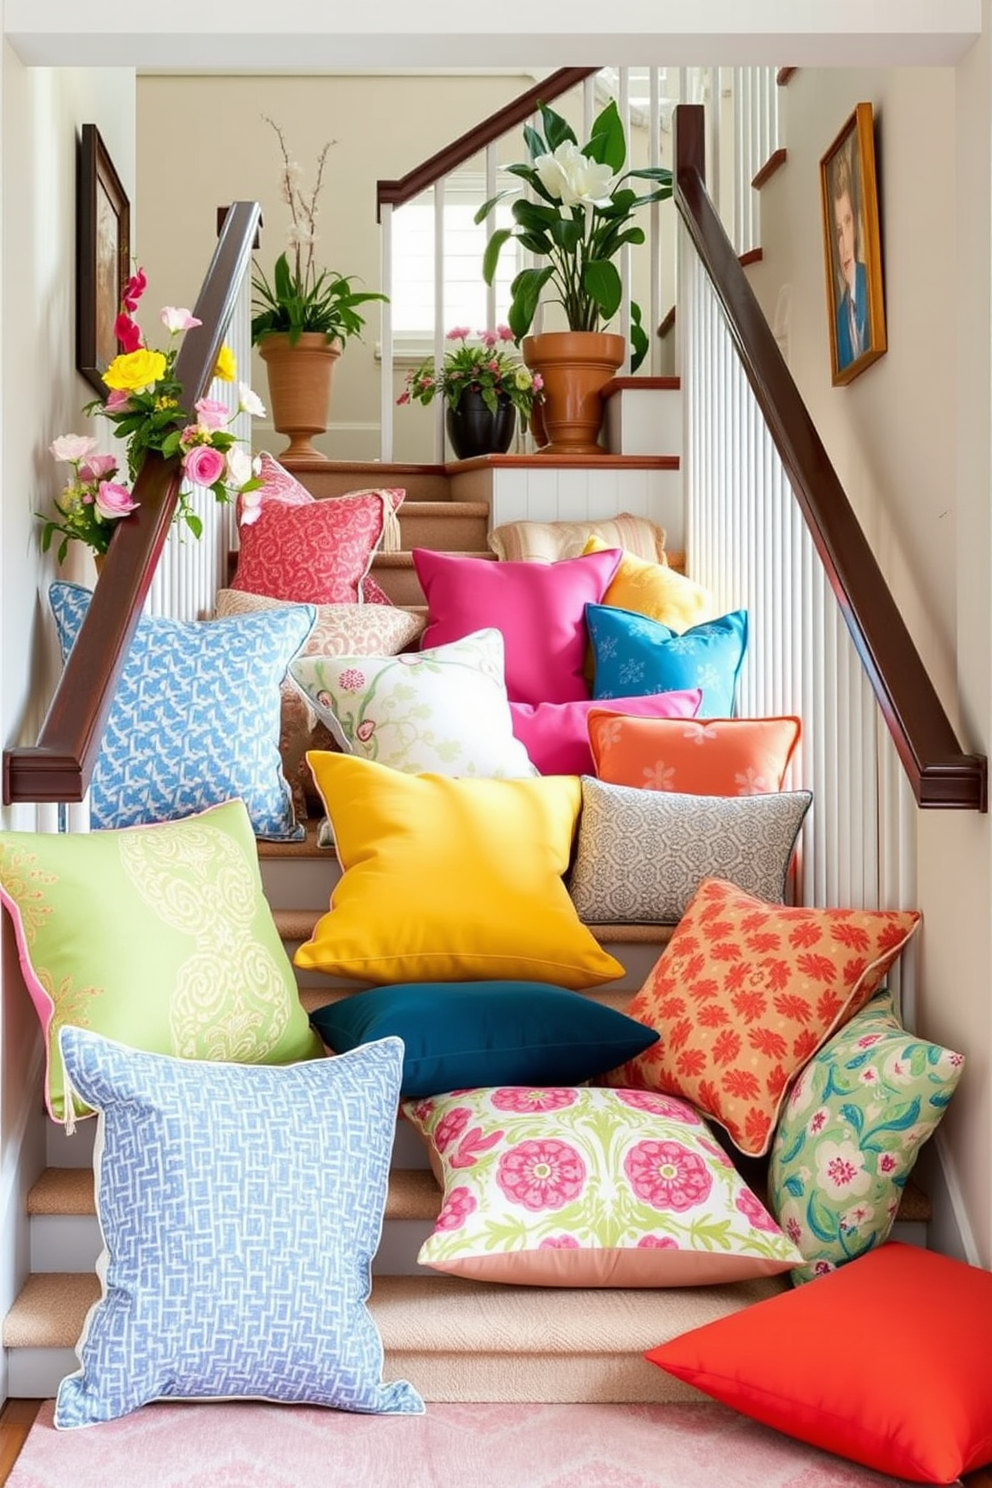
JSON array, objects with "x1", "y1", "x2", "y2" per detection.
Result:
[
  {"x1": 403, "y1": 1085, "x2": 802, "y2": 1287},
  {"x1": 767, "y1": 989, "x2": 964, "y2": 1285}
]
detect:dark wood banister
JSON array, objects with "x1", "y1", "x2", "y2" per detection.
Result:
[
  {"x1": 376, "y1": 68, "x2": 597, "y2": 217},
  {"x1": 2, "y1": 200, "x2": 262, "y2": 807},
  {"x1": 674, "y1": 104, "x2": 986, "y2": 811}
]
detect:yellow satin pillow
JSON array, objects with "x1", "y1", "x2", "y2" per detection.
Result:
[
  {"x1": 582, "y1": 533, "x2": 715, "y2": 632},
  {"x1": 299, "y1": 754, "x2": 624, "y2": 989}
]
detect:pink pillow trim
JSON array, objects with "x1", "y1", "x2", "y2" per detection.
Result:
[{"x1": 510, "y1": 691, "x2": 702, "y2": 776}]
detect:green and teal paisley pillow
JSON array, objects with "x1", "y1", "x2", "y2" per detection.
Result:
[
  {"x1": 768, "y1": 989, "x2": 964, "y2": 1285},
  {"x1": 403, "y1": 1084, "x2": 802, "y2": 1287},
  {"x1": 0, "y1": 798, "x2": 323, "y2": 1120}
]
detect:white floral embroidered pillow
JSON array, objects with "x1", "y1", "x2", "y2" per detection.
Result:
[
  {"x1": 213, "y1": 588, "x2": 425, "y2": 817},
  {"x1": 403, "y1": 1085, "x2": 802, "y2": 1287},
  {"x1": 768, "y1": 989, "x2": 963, "y2": 1285},
  {"x1": 290, "y1": 628, "x2": 537, "y2": 779}
]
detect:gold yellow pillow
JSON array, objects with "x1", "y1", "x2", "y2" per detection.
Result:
[
  {"x1": 582, "y1": 533, "x2": 715, "y2": 632},
  {"x1": 299, "y1": 754, "x2": 624, "y2": 989}
]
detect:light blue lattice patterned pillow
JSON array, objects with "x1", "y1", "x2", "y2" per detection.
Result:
[
  {"x1": 55, "y1": 1027, "x2": 424, "y2": 1427},
  {"x1": 49, "y1": 583, "x2": 315, "y2": 840},
  {"x1": 587, "y1": 603, "x2": 748, "y2": 717}
]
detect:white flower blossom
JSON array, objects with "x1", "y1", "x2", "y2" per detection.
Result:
[
  {"x1": 237, "y1": 382, "x2": 267, "y2": 419},
  {"x1": 534, "y1": 141, "x2": 617, "y2": 208},
  {"x1": 50, "y1": 434, "x2": 98, "y2": 463}
]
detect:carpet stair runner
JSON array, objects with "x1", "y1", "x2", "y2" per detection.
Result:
[{"x1": 0, "y1": 408, "x2": 931, "y2": 1400}]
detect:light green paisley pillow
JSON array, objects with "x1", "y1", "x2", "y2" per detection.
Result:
[
  {"x1": 0, "y1": 799, "x2": 322, "y2": 1120},
  {"x1": 289, "y1": 627, "x2": 537, "y2": 779},
  {"x1": 768, "y1": 990, "x2": 964, "y2": 1285},
  {"x1": 403, "y1": 1085, "x2": 802, "y2": 1287}
]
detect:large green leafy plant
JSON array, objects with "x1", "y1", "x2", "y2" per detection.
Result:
[
  {"x1": 251, "y1": 117, "x2": 386, "y2": 348},
  {"x1": 477, "y1": 99, "x2": 672, "y2": 371}
]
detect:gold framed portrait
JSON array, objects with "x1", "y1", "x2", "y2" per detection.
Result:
[{"x1": 819, "y1": 103, "x2": 886, "y2": 387}]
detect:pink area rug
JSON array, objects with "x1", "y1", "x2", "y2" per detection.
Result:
[{"x1": 7, "y1": 1399, "x2": 927, "y2": 1488}]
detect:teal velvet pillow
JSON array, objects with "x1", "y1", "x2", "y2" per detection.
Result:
[
  {"x1": 309, "y1": 981, "x2": 659, "y2": 1097},
  {"x1": 587, "y1": 604, "x2": 748, "y2": 717}
]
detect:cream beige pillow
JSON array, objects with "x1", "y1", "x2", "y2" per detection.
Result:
[
  {"x1": 489, "y1": 513, "x2": 667, "y2": 564},
  {"x1": 213, "y1": 590, "x2": 425, "y2": 819}
]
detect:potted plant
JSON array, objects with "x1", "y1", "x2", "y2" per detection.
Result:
[
  {"x1": 251, "y1": 117, "x2": 387, "y2": 462},
  {"x1": 397, "y1": 326, "x2": 543, "y2": 459},
  {"x1": 477, "y1": 98, "x2": 672, "y2": 454}
]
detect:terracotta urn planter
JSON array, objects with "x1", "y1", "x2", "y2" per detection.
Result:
[
  {"x1": 522, "y1": 330, "x2": 626, "y2": 455},
  {"x1": 258, "y1": 331, "x2": 342, "y2": 462}
]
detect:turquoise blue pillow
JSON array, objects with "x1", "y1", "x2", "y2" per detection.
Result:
[
  {"x1": 310, "y1": 981, "x2": 659, "y2": 1097},
  {"x1": 49, "y1": 582, "x2": 315, "y2": 840},
  {"x1": 55, "y1": 1026, "x2": 424, "y2": 1427},
  {"x1": 586, "y1": 604, "x2": 748, "y2": 717}
]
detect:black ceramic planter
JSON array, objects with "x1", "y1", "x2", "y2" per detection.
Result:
[{"x1": 445, "y1": 390, "x2": 516, "y2": 459}]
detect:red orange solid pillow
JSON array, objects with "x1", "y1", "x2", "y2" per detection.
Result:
[
  {"x1": 588, "y1": 712, "x2": 801, "y2": 796},
  {"x1": 646, "y1": 1241, "x2": 992, "y2": 1484}
]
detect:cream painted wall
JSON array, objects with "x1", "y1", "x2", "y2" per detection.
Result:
[
  {"x1": 745, "y1": 61, "x2": 992, "y2": 1265},
  {"x1": 136, "y1": 73, "x2": 534, "y2": 463},
  {"x1": 136, "y1": 74, "x2": 676, "y2": 465},
  {"x1": 0, "y1": 50, "x2": 137, "y2": 1392}
]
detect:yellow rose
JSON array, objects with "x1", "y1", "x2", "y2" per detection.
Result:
[
  {"x1": 103, "y1": 348, "x2": 168, "y2": 393},
  {"x1": 214, "y1": 345, "x2": 237, "y2": 382}
]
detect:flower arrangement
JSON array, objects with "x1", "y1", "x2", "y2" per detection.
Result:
[
  {"x1": 477, "y1": 99, "x2": 672, "y2": 370},
  {"x1": 251, "y1": 117, "x2": 387, "y2": 348},
  {"x1": 39, "y1": 267, "x2": 265, "y2": 562},
  {"x1": 397, "y1": 326, "x2": 543, "y2": 418}
]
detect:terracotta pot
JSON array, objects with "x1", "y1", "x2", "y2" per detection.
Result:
[
  {"x1": 445, "y1": 389, "x2": 516, "y2": 460},
  {"x1": 522, "y1": 330, "x2": 626, "y2": 455},
  {"x1": 258, "y1": 331, "x2": 342, "y2": 462}
]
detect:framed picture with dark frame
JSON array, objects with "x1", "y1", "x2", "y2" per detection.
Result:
[
  {"x1": 76, "y1": 123, "x2": 130, "y2": 394},
  {"x1": 819, "y1": 102, "x2": 886, "y2": 387}
]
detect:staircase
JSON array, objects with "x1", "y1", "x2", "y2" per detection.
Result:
[{"x1": 0, "y1": 381, "x2": 931, "y2": 1401}]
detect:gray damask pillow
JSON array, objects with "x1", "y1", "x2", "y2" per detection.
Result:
[{"x1": 568, "y1": 778, "x2": 812, "y2": 924}]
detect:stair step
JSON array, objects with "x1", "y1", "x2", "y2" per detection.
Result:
[
  {"x1": 396, "y1": 500, "x2": 490, "y2": 552},
  {"x1": 277, "y1": 459, "x2": 452, "y2": 503},
  {"x1": 1, "y1": 1268, "x2": 788, "y2": 1403},
  {"x1": 370, "y1": 550, "x2": 497, "y2": 606}
]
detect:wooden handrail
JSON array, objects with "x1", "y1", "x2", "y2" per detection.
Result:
[
  {"x1": 2, "y1": 200, "x2": 262, "y2": 807},
  {"x1": 674, "y1": 104, "x2": 986, "y2": 811},
  {"x1": 376, "y1": 68, "x2": 597, "y2": 217}
]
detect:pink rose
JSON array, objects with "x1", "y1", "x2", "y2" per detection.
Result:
[
  {"x1": 104, "y1": 389, "x2": 132, "y2": 414},
  {"x1": 94, "y1": 481, "x2": 138, "y2": 521},
  {"x1": 183, "y1": 444, "x2": 226, "y2": 488},
  {"x1": 194, "y1": 397, "x2": 229, "y2": 431},
  {"x1": 78, "y1": 453, "x2": 118, "y2": 484}
]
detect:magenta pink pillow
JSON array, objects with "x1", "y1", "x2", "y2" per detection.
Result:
[
  {"x1": 510, "y1": 690, "x2": 702, "y2": 775},
  {"x1": 232, "y1": 453, "x2": 404, "y2": 605},
  {"x1": 413, "y1": 547, "x2": 622, "y2": 705}
]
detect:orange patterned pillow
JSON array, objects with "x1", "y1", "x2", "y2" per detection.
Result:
[
  {"x1": 604, "y1": 878, "x2": 921, "y2": 1157},
  {"x1": 588, "y1": 713, "x2": 801, "y2": 796}
]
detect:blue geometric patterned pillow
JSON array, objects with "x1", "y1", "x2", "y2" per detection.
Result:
[
  {"x1": 49, "y1": 583, "x2": 315, "y2": 840},
  {"x1": 586, "y1": 604, "x2": 748, "y2": 717},
  {"x1": 55, "y1": 1027, "x2": 424, "y2": 1427}
]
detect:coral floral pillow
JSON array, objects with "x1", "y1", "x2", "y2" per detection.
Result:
[
  {"x1": 605, "y1": 877, "x2": 922, "y2": 1157},
  {"x1": 588, "y1": 714, "x2": 801, "y2": 796},
  {"x1": 403, "y1": 1085, "x2": 801, "y2": 1287},
  {"x1": 231, "y1": 452, "x2": 404, "y2": 604}
]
